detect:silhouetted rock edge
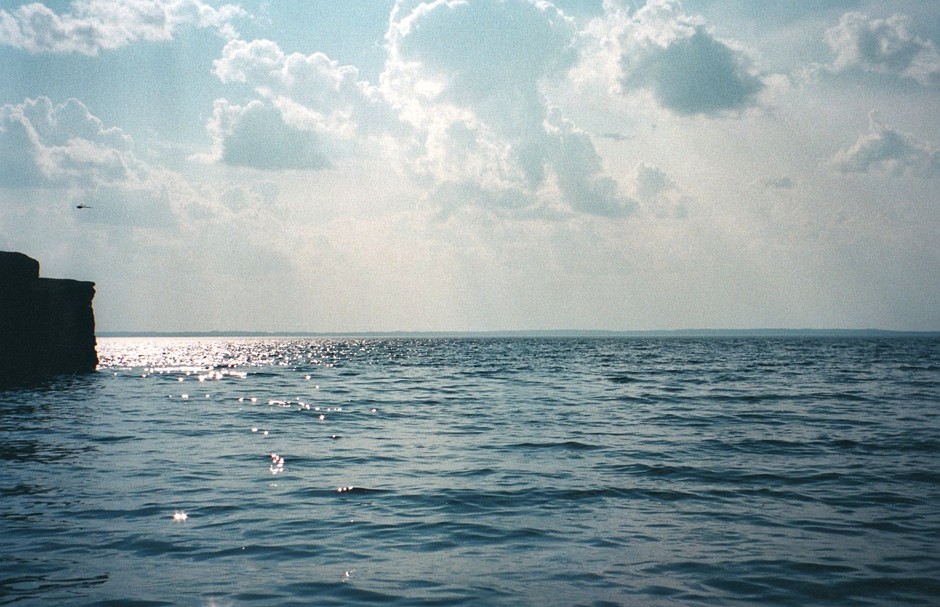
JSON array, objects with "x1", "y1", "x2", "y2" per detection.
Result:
[{"x1": 1, "y1": 252, "x2": 97, "y2": 386}]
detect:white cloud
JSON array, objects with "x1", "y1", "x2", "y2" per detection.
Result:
[
  {"x1": 0, "y1": 105, "x2": 46, "y2": 188},
  {"x1": 0, "y1": 96, "x2": 201, "y2": 232},
  {"x1": 204, "y1": 37, "x2": 404, "y2": 172},
  {"x1": 830, "y1": 112, "x2": 940, "y2": 177},
  {"x1": 577, "y1": 0, "x2": 766, "y2": 116},
  {"x1": 385, "y1": 0, "x2": 577, "y2": 111},
  {"x1": 213, "y1": 38, "x2": 398, "y2": 139},
  {"x1": 0, "y1": 97, "x2": 146, "y2": 187},
  {"x1": 381, "y1": 0, "x2": 635, "y2": 217},
  {"x1": 201, "y1": 1, "x2": 635, "y2": 218},
  {"x1": 0, "y1": 0, "x2": 245, "y2": 55},
  {"x1": 826, "y1": 12, "x2": 940, "y2": 86}
]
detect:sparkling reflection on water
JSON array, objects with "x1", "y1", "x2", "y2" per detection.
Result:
[{"x1": 1, "y1": 336, "x2": 939, "y2": 606}]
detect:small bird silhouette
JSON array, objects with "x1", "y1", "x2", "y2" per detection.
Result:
[{"x1": 76, "y1": 203, "x2": 92, "y2": 209}]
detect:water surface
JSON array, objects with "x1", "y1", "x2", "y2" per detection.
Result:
[{"x1": 1, "y1": 337, "x2": 938, "y2": 605}]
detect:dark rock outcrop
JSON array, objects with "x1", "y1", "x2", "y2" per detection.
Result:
[{"x1": 0, "y1": 252, "x2": 97, "y2": 386}]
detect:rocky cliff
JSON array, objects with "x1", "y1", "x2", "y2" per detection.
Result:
[{"x1": 0, "y1": 252, "x2": 98, "y2": 386}]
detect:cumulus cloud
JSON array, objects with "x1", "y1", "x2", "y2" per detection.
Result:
[
  {"x1": 200, "y1": 38, "x2": 403, "y2": 171},
  {"x1": 544, "y1": 109, "x2": 636, "y2": 217},
  {"x1": 623, "y1": 27, "x2": 765, "y2": 115},
  {"x1": 200, "y1": 0, "x2": 635, "y2": 218},
  {"x1": 381, "y1": 0, "x2": 635, "y2": 217},
  {"x1": 213, "y1": 38, "x2": 398, "y2": 138},
  {"x1": 0, "y1": 0, "x2": 245, "y2": 55},
  {"x1": 578, "y1": 0, "x2": 765, "y2": 116},
  {"x1": 826, "y1": 12, "x2": 940, "y2": 86},
  {"x1": 198, "y1": 99, "x2": 332, "y2": 171},
  {"x1": 0, "y1": 96, "x2": 146, "y2": 187},
  {"x1": 385, "y1": 0, "x2": 576, "y2": 111},
  {"x1": 0, "y1": 106, "x2": 46, "y2": 188},
  {"x1": 0, "y1": 96, "x2": 191, "y2": 230},
  {"x1": 382, "y1": 0, "x2": 578, "y2": 188},
  {"x1": 830, "y1": 112, "x2": 940, "y2": 177}
]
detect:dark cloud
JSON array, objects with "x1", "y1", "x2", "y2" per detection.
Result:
[
  {"x1": 598, "y1": 132, "x2": 633, "y2": 142},
  {"x1": 542, "y1": 110, "x2": 636, "y2": 217},
  {"x1": 761, "y1": 176, "x2": 795, "y2": 190},
  {"x1": 632, "y1": 162, "x2": 687, "y2": 218},
  {"x1": 634, "y1": 162, "x2": 674, "y2": 200},
  {"x1": 622, "y1": 26, "x2": 764, "y2": 115},
  {"x1": 214, "y1": 101, "x2": 332, "y2": 171}
]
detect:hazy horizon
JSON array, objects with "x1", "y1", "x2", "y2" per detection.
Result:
[{"x1": 3, "y1": 1, "x2": 939, "y2": 333}]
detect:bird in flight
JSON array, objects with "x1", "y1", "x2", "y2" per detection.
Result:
[{"x1": 76, "y1": 203, "x2": 92, "y2": 209}]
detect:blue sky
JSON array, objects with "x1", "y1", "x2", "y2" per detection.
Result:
[{"x1": 2, "y1": 0, "x2": 939, "y2": 332}]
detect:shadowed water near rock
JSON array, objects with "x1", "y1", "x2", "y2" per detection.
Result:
[{"x1": 0, "y1": 251, "x2": 97, "y2": 386}]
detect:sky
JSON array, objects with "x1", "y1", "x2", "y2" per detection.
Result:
[{"x1": 1, "y1": 0, "x2": 939, "y2": 332}]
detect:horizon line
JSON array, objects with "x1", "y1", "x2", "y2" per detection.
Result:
[{"x1": 96, "y1": 328, "x2": 940, "y2": 338}]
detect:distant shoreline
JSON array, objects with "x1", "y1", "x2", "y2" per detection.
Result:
[{"x1": 97, "y1": 329, "x2": 940, "y2": 338}]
